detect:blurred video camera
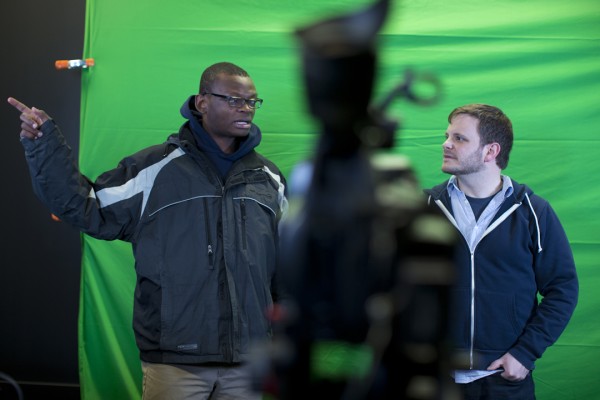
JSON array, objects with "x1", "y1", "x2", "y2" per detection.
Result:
[{"x1": 259, "y1": 1, "x2": 460, "y2": 399}]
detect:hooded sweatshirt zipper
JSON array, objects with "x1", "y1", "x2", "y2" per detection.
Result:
[{"x1": 432, "y1": 190, "x2": 526, "y2": 369}]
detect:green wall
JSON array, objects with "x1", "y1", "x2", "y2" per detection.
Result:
[{"x1": 77, "y1": 0, "x2": 600, "y2": 398}]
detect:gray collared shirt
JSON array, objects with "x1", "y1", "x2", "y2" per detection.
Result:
[{"x1": 447, "y1": 175, "x2": 514, "y2": 252}]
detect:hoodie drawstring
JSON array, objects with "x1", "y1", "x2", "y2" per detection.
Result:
[{"x1": 525, "y1": 192, "x2": 543, "y2": 253}]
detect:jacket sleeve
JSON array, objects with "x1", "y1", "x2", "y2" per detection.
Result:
[
  {"x1": 509, "y1": 198, "x2": 579, "y2": 370},
  {"x1": 21, "y1": 119, "x2": 142, "y2": 241}
]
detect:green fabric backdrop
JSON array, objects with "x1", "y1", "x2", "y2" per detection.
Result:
[{"x1": 77, "y1": 0, "x2": 600, "y2": 398}]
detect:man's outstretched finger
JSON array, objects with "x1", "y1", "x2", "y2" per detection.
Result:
[
  {"x1": 7, "y1": 97, "x2": 30, "y2": 113},
  {"x1": 8, "y1": 97, "x2": 48, "y2": 129}
]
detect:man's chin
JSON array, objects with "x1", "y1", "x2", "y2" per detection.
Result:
[
  {"x1": 231, "y1": 129, "x2": 250, "y2": 137},
  {"x1": 441, "y1": 166, "x2": 454, "y2": 175}
]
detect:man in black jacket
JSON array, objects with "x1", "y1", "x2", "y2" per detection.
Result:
[{"x1": 9, "y1": 62, "x2": 288, "y2": 400}]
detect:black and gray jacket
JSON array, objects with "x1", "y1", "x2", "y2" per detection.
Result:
[
  {"x1": 22, "y1": 111, "x2": 288, "y2": 365},
  {"x1": 424, "y1": 179, "x2": 578, "y2": 371}
]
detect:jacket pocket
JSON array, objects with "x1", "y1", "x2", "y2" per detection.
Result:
[{"x1": 475, "y1": 289, "x2": 520, "y2": 351}]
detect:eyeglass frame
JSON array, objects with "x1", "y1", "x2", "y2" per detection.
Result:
[{"x1": 203, "y1": 92, "x2": 263, "y2": 109}]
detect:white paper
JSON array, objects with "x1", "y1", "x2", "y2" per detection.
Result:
[{"x1": 452, "y1": 369, "x2": 503, "y2": 384}]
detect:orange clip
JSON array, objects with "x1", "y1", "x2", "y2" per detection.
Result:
[{"x1": 55, "y1": 58, "x2": 95, "y2": 70}]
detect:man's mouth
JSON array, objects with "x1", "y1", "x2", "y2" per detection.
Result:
[{"x1": 234, "y1": 120, "x2": 251, "y2": 129}]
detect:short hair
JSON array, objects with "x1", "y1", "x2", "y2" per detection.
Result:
[
  {"x1": 448, "y1": 103, "x2": 513, "y2": 169},
  {"x1": 199, "y1": 62, "x2": 250, "y2": 94}
]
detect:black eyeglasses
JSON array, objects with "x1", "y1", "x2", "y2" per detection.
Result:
[{"x1": 204, "y1": 93, "x2": 263, "y2": 109}]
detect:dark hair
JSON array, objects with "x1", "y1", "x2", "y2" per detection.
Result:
[
  {"x1": 199, "y1": 62, "x2": 250, "y2": 94},
  {"x1": 448, "y1": 103, "x2": 513, "y2": 169}
]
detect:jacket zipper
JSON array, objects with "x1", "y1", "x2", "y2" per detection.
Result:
[
  {"x1": 241, "y1": 199, "x2": 248, "y2": 250},
  {"x1": 203, "y1": 198, "x2": 214, "y2": 269}
]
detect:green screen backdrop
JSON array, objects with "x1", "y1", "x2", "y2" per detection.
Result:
[{"x1": 77, "y1": 0, "x2": 600, "y2": 398}]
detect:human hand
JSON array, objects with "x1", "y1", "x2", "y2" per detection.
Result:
[
  {"x1": 488, "y1": 352, "x2": 529, "y2": 381},
  {"x1": 7, "y1": 97, "x2": 50, "y2": 140}
]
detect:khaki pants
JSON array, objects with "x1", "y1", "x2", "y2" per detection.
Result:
[{"x1": 141, "y1": 361, "x2": 263, "y2": 400}]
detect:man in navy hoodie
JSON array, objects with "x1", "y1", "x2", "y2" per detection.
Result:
[
  {"x1": 9, "y1": 62, "x2": 288, "y2": 399},
  {"x1": 424, "y1": 104, "x2": 578, "y2": 400}
]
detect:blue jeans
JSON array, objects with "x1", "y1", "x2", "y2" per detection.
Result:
[
  {"x1": 461, "y1": 372, "x2": 535, "y2": 400},
  {"x1": 141, "y1": 361, "x2": 263, "y2": 400}
]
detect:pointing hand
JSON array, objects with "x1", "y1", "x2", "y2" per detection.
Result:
[{"x1": 7, "y1": 97, "x2": 51, "y2": 140}]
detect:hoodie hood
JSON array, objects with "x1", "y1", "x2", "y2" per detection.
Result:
[{"x1": 180, "y1": 95, "x2": 262, "y2": 178}]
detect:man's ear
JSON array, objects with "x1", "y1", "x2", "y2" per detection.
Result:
[
  {"x1": 194, "y1": 94, "x2": 205, "y2": 113},
  {"x1": 484, "y1": 142, "x2": 501, "y2": 163}
]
